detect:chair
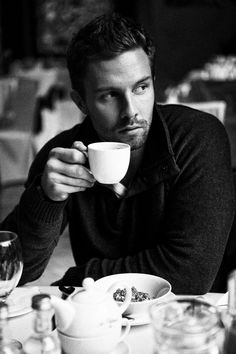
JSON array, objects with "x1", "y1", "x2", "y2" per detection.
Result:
[
  {"x1": 0, "y1": 77, "x2": 38, "y2": 188},
  {"x1": 0, "y1": 130, "x2": 34, "y2": 186},
  {"x1": 5, "y1": 77, "x2": 38, "y2": 132},
  {"x1": 180, "y1": 101, "x2": 227, "y2": 124},
  {"x1": 0, "y1": 78, "x2": 18, "y2": 117}
]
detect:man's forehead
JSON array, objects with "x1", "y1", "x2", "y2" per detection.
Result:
[{"x1": 84, "y1": 48, "x2": 152, "y2": 88}]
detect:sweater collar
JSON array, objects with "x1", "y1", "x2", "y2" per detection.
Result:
[
  {"x1": 141, "y1": 104, "x2": 176, "y2": 170},
  {"x1": 123, "y1": 104, "x2": 180, "y2": 197}
]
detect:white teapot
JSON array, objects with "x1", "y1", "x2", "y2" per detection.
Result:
[{"x1": 50, "y1": 277, "x2": 132, "y2": 338}]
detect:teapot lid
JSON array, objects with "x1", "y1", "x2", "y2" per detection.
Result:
[{"x1": 72, "y1": 278, "x2": 106, "y2": 304}]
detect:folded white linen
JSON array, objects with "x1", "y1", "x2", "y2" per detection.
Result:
[{"x1": 215, "y1": 292, "x2": 228, "y2": 307}]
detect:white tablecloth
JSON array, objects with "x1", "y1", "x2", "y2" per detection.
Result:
[{"x1": 8, "y1": 287, "x2": 226, "y2": 354}]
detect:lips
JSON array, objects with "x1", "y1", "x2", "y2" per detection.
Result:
[{"x1": 119, "y1": 125, "x2": 143, "y2": 133}]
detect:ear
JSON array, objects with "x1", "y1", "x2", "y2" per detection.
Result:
[{"x1": 70, "y1": 90, "x2": 88, "y2": 115}]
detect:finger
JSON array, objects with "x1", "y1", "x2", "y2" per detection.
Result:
[
  {"x1": 47, "y1": 184, "x2": 87, "y2": 202},
  {"x1": 72, "y1": 141, "x2": 88, "y2": 158},
  {"x1": 51, "y1": 183, "x2": 88, "y2": 195},
  {"x1": 71, "y1": 141, "x2": 87, "y2": 151},
  {"x1": 46, "y1": 159, "x2": 95, "y2": 182},
  {"x1": 49, "y1": 147, "x2": 87, "y2": 164},
  {"x1": 49, "y1": 172, "x2": 95, "y2": 188}
]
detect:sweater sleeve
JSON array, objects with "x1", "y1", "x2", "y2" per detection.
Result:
[
  {"x1": 0, "y1": 124, "x2": 85, "y2": 283},
  {"x1": 55, "y1": 114, "x2": 235, "y2": 295},
  {"x1": 0, "y1": 142, "x2": 68, "y2": 284}
]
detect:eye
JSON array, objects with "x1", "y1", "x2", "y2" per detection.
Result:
[
  {"x1": 133, "y1": 84, "x2": 148, "y2": 94},
  {"x1": 100, "y1": 91, "x2": 118, "y2": 101}
]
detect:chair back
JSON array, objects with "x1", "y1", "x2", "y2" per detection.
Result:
[
  {"x1": 0, "y1": 78, "x2": 18, "y2": 116},
  {"x1": 0, "y1": 78, "x2": 37, "y2": 187},
  {"x1": 6, "y1": 77, "x2": 38, "y2": 132}
]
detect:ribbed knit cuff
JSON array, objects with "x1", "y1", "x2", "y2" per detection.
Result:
[
  {"x1": 20, "y1": 182, "x2": 67, "y2": 224},
  {"x1": 51, "y1": 265, "x2": 87, "y2": 287}
]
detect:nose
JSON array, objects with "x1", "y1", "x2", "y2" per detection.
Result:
[{"x1": 120, "y1": 93, "x2": 137, "y2": 121}]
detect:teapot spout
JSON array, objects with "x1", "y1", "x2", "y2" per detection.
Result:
[{"x1": 50, "y1": 295, "x2": 76, "y2": 333}]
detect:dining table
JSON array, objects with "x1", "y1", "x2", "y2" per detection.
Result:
[{"x1": 7, "y1": 286, "x2": 228, "y2": 354}]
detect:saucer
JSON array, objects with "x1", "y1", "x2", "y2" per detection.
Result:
[
  {"x1": 7, "y1": 286, "x2": 40, "y2": 317},
  {"x1": 111, "y1": 342, "x2": 129, "y2": 354},
  {"x1": 124, "y1": 312, "x2": 150, "y2": 326}
]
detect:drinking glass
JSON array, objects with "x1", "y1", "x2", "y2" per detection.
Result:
[
  {"x1": 149, "y1": 297, "x2": 225, "y2": 354},
  {"x1": 0, "y1": 231, "x2": 23, "y2": 302}
]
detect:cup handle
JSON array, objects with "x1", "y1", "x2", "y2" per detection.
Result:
[
  {"x1": 108, "y1": 282, "x2": 132, "y2": 315},
  {"x1": 119, "y1": 318, "x2": 131, "y2": 342}
]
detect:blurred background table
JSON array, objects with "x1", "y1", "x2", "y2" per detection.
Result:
[
  {"x1": 0, "y1": 70, "x2": 84, "y2": 187},
  {"x1": 164, "y1": 56, "x2": 236, "y2": 169}
]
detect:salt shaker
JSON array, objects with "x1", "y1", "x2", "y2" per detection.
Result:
[{"x1": 23, "y1": 294, "x2": 61, "y2": 354}]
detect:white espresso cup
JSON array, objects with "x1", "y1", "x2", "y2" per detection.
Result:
[{"x1": 88, "y1": 142, "x2": 130, "y2": 184}]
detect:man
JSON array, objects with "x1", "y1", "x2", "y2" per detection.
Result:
[{"x1": 1, "y1": 13, "x2": 235, "y2": 294}]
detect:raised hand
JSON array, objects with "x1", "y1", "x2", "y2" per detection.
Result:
[{"x1": 41, "y1": 141, "x2": 95, "y2": 201}]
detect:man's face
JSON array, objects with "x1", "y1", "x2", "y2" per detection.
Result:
[{"x1": 81, "y1": 48, "x2": 155, "y2": 150}]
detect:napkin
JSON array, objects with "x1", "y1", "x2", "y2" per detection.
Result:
[{"x1": 215, "y1": 292, "x2": 228, "y2": 307}]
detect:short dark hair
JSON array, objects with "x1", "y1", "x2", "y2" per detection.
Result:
[{"x1": 67, "y1": 13, "x2": 156, "y2": 96}]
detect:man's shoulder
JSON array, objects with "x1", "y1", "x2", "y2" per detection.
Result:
[
  {"x1": 157, "y1": 103, "x2": 226, "y2": 140},
  {"x1": 156, "y1": 103, "x2": 230, "y2": 161}
]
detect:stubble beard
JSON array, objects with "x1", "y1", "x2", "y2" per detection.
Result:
[
  {"x1": 118, "y1": 120, "x2": 151, "y2": 151},
  {"x1": 95, "y1": 117, "x2": 152, "y2": 150},
  {"x1": 127, "y1": 128, "x2": 150, "y2": 151}
]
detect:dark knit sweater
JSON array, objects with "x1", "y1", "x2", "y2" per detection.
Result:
[{"x1": 1, "y1": 104, "x2": 235, "y2": 294}]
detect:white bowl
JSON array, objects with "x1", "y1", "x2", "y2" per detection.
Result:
[{"x1": 94, "y1": 273, "x2": 171, "y2": 316}]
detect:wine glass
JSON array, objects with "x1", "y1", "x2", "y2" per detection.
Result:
[{"x1": 0, "y1": 231, "x2": 23, "y2": 302}]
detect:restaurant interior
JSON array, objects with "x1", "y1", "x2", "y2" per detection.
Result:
[{"x1": 0, "y1": 0, "x2": 236, "y2": 285}]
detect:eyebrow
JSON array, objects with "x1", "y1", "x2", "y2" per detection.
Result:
[{"x1": 94, "y1": 75, "x2": 152, "y2": 94}]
